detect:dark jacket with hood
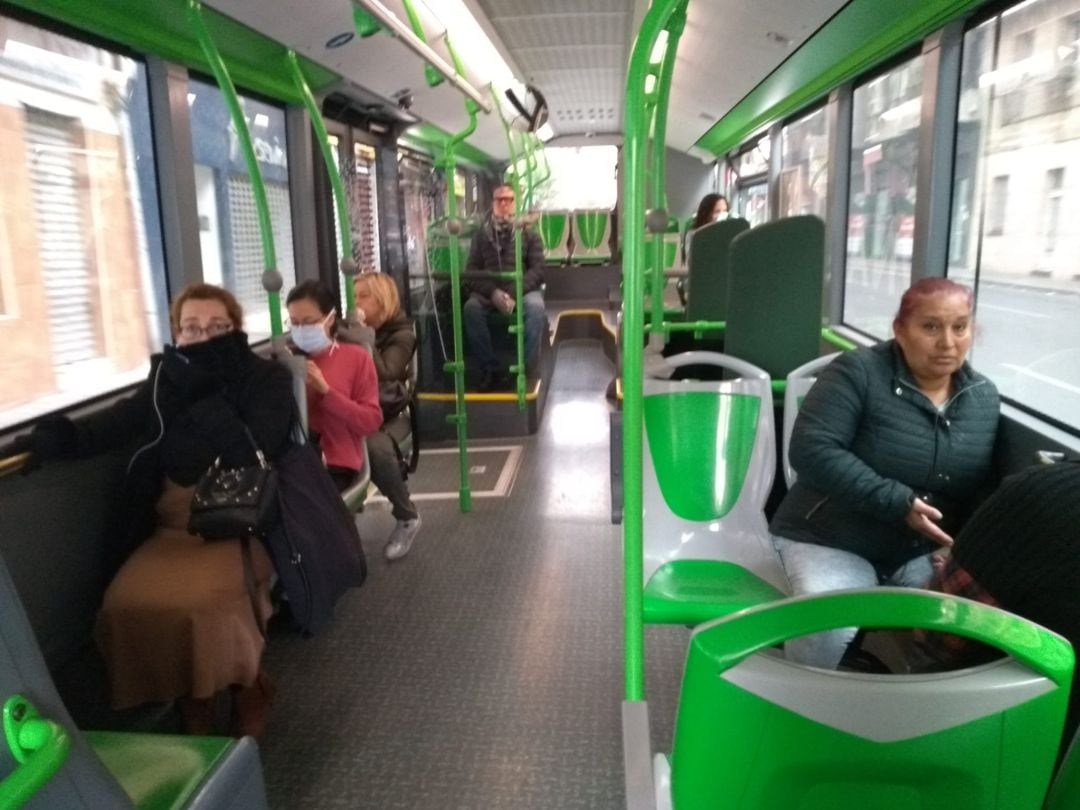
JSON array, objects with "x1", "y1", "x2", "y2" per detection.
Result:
[
  {"x1": 344, "y1": 311, "x2": 416, "y2": 383},
  {"x1": 25, "y1": 331, "x2": 293, "y2": 562},
  {"x1": 770, "y1": 340, "x2": 1000, "y2": 573},
  {"x1": 465, "y1": 215, "x2": 545, "y2": 298}
]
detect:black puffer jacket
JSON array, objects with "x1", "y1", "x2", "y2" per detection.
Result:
[
  {"x1": 465, "y1": 216, "x2": 545, "y2": 298},
  {"x1": 770, "y1": 340, "x2": 1000, "y2": 573}
]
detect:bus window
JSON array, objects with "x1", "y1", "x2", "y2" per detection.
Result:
[
  {"x1": 844, "y1": 55, "x2": 925, "y2": 339},
  {"x1": 949, "y1": 1, "x2": 1080, "y2": 430},
  {"x1": 0, "y1": 15, "x2": 166, "y2": 431}
]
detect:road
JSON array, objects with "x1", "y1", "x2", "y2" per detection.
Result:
[{"x1": 844, "y1": 260, "x2": 1080, "y2": 428}]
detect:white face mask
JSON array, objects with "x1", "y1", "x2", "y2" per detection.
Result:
[{"x1": 291, "y1": 315, "x2": 332, "y2": 355}]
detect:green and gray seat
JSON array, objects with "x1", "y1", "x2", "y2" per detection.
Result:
[
  {"x1": 781, "y1": 352, "x2": 841, "y2": 488},
  {"x1": 0, "y1": 552, "x2": 269, "y2": 809},
  {"x1": 642, "y1": 351, "x2": 788, "y2": 626},
  {"x1": 572, "y1": 210, "x2": 612, "y2": 263},
  {"x1": 538, "y1": 210, "x2": 572, "y2": 263},
  {"x1": 624, "y1": 588, "x2": 1075, "y2": 810}
]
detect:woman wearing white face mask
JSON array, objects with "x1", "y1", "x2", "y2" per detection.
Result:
[{"x1": 286, "y1": 281, "x2": 382, "y2": 492}]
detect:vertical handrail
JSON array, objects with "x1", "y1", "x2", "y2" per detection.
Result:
[
  {"x1": 622, "y1": 0, "x2": 685, "y2": 703},
  {"x1": 188, "y1": 0, "x2": 284, "y2": 339},
  {"x1": 441, "y1": 99, "x2": 480, "y2": 513},
  {"x1": 647, "y1": 10, "x2": 686, "y2": 351},
  {"x1": 284, "y1": 51, "x2": 359, "y2": 319}
]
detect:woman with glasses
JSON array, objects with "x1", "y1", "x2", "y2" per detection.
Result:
[{"x1": 13, "y1": 283, "x2": 294, "y2": 737}]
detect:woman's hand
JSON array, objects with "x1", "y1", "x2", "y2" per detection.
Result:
[
  {"x1": 905, "y1": 497, "x2": 954, "y2": 547},
  {"x1": 306, "y1": 361, "x2": 330, "y2": 395}
]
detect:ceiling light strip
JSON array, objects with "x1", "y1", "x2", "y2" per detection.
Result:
[{"x1": 351, "y1": 0, "x2": 493, "y2": 112}]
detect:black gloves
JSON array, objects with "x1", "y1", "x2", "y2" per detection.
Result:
[
  {"x1": 5, "y1": 416, "x2": 77, "y2": 474},
  {"x1": 161, "y1": 344, "x2": 223, "y2": 403}
]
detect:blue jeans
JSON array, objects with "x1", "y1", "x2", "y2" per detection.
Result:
[
  {"x1": 772, "y1": 536, "x2": 934, "y2": 669},
  {"x1": 463, "y1": 290, "x2": 545, "y2": 373}
]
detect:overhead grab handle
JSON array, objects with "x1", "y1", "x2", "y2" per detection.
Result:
[{"x1": 352, "y1": 0, "x2": 493, "y2": 113}]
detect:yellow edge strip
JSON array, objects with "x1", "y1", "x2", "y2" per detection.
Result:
[{"x1": 551, "y1": 308, "x2": 618, "y2": 340}]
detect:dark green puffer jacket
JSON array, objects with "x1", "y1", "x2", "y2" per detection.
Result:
[{"x1": 770, "y1": 340, "x2": 1000, "y2": 573}]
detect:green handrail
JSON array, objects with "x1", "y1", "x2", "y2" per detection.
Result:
[
  {"x1": 188, "y1": 0, "x2": 283, "y2": 338},
  {"x1": 623, "y1": 0, "x2": 686, "y2": 703},
  {"x1": 284, "y1": 50, "x2": 358, "y2": 319},
  {"x1": 439, "y1": 106, "x2": 479, "y2": 514},
  {"x1": 400, "y1": 0, "x2": 444, "y2": 88},
  {"x1": 822, "y1": 327, "x2": 858, "y2": 352},
  {"x1": 0, "y1": 696, "x2": 71, "y2": 809},
  {"x1": 647, "y1": 8, "x2": 686, "y2": 351}
]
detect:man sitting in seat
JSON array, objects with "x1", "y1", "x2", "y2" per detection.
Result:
[{"x1": 463, "y1": 183, "x2": 546, "y2": 391}]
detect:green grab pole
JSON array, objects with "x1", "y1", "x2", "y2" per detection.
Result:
[
  {"x1": 646, "y1": 319, "x2": 726, "y2": 335},
  {"x1": 623, "y1": 0, "x2": 685, "y2": 703},
  {"x1": 188, "y1": 0, "x2": 282, "y2": 337},
  {"x1": 400, "y1": 0, "x2": 443, "y2": 88},
  {"x1": 442, "y1": 105, "x2": 479, "y2": 513},
  {"x1": 0, "y1": 696, "x2": 70, "y2": 808},
  {"x1": 822, "y1": 327, "x2": 858, "y2": 351},
  {"x1": 284, "y1": 51, "x2": 357, "y2": 319},
  {"x1": 510, "y1": 225, "x2": 526, "y2": 409},
  {"x1": 648, "y1": 9, "x2": 686, "y2": 351}
]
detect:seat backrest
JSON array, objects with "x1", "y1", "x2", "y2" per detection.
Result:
[
  {"x1": 782, "y1": 352, "x2": 841, "y2": 488},
  {"x1": 670, "y1": 589, "x2": 1075, "y2": 810},
  {"x1": 0, "y1": 552, "x2": 133, "y2": 808},
  {"x1": 684, "y1": 218, "x2": 750, "y2": 323},
  {"x1": 725, "y1": 215, "x2": 824, "y2": 379},
  {"x1": 539, "y1": 210, "x2": 572, "y2": 261},
  {"x1": 1047, "y1": 726, "x2": 1080, "y2": 810},
  {"x1": 572, "y1": 210, "x2": 612, "y2": 261},
  {"x1": 277, "y1": 352, "x2": 309, "y2": 433},
  {"x1": 642, "y1": 352, "x2": 785, "y2": 591}
]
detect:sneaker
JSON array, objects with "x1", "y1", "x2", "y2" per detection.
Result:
[{"x1": 384, "y1": 515, "x2": 421, "y2": 561}]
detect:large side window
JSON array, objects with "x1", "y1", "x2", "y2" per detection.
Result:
[
  {"x1": 780, "y1": 106, "x2": 830, "y2": 219},
  {"x1": 844, "y1": 55, "x2": 924, "y2": 338},
  {"x1": 188, "y1": 78, "x2": 295, "y2": 341},
  {"x1": 949, "y1": 0, "x2": 1080, "y2": 430},
  {"x1": 731, "y1": 138, "x2": 770, "y2": 226},
  {"x1": 0, "y1": 16, "x2": 166, "y2": 431}
]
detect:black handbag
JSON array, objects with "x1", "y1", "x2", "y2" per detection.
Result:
[{"x1": 188, "y1": 427, "x2": 279, "y2": 540}]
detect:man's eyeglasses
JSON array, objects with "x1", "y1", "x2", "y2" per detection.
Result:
[
  {"x1": 178, "y1": 321, "x2": 233, "y2": 341},
  {"x1": 494, "y1": 196, "x2": 515, "y2": 203}
]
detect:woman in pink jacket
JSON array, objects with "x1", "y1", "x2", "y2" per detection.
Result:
[{"x1": 286, "y1": 281, "x2": 382, "y2": 491}]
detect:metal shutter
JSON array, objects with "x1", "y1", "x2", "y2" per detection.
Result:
[
  {"x1": 349, "y1": 143, "x2": 380, "y2": 272},
  {"x1": 26, "y1": 108, "x2": 98, "y2": 367},
  {"x1": 226, "y1": 175, "x2": 296, "y2": 316}
]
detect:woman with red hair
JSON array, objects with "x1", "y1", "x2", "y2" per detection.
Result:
[{"x1": 770, "y1": 278, "x2": 1000, "y2": 669}]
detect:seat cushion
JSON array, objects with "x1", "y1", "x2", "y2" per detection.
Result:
[
  {"x1": 85, "y1": 731, "x2": 234, "y2": 810},
  {"x1": 643, "y1": 560, "x2": 784, "y2": 625}
]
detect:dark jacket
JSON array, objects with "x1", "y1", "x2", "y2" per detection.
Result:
[
  {"x1": 465, "y1": 216, "x2": 545, "y2": 298},
  {"x1": 770, "y1": 341, "x2": 1000, "y2": 573},
  {"x1": 29, "y1": 331, "x2": 294, "y2": 557},
  {"x1": 346, "y1": 312, "x2": 416, "y2": 383}
]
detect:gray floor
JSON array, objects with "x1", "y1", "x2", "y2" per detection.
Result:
[{"x1": 260, "y1": 339, "x2": 687, "y2": 809}]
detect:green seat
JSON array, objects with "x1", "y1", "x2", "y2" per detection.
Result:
[
  {"x1": 86, "y1": 732, "x2": 261, "y2": 810},
  {"x1": 572, "y1": 210, "x2": 612, "y2": 263},
  {"x1": 684, "y1": 218, "x2": 749, "y2": 324},
  {"x1": 642, "y1": 351, "x2": 788, "y2": 626},
  {"x1": 726, "y1": 215, "x2": 825, "y2": 380},
  {"x1": 1047, "y1": 728, "x2": 1080, "y2": 810},
  {"x1": 625, "y1": 588, "x2": 1075, "y2": 810},
  {"x1": 0, "y1": 551, "x2": 268, "y2": 809},
  {"x1": 538, "y1": 210, "x2": 571, "y2": 263}
]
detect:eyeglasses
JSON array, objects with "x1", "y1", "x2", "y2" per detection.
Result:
[
  {"x1": 494, "y1": 196, "x2": 515, "y2": 203},
  {"x1": 178, "y1": 320, "x2": 233, "y2": 341}
]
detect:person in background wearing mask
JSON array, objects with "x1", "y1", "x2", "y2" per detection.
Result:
[
  {"x1": 286, "y1": 281, "x2": 382, "y2": 494},
  {"x1": 463, "y1": 183, "x2": 547, "y2": 392}
]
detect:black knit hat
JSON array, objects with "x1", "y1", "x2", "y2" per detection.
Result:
[{"x1": 952, "y1": 460, "x2": 1080, "y2": 645}]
